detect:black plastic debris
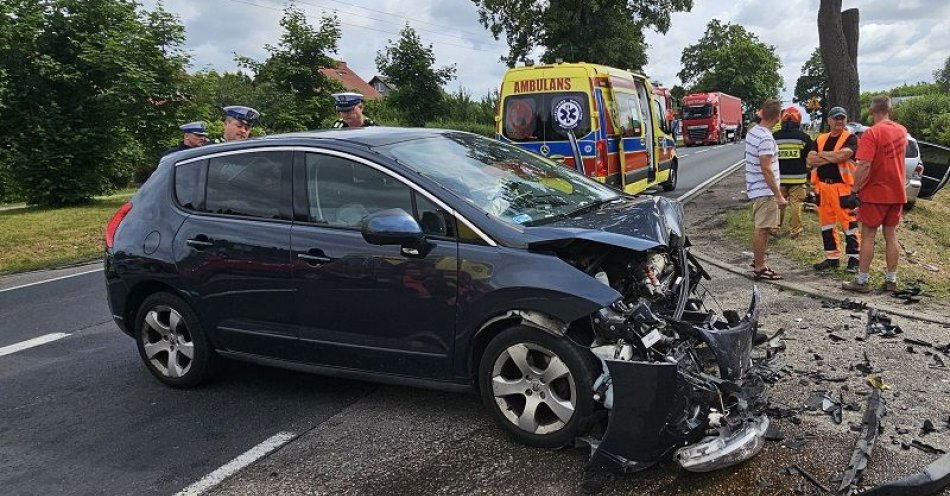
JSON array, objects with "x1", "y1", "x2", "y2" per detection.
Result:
[
  {"x1": 828, "y1": 333, "x2": 847, "y2": 343},
  {"x1": 852, "y1": 351, "x2": 875, "y2": 375},
  {"x1": 910, "y1": 440, "x2": 947, "y2": 455},
  {"x1": 892, "y1": 283, "x2": 925, "y2": 305},
  {"x1": 904, "y1": 337, "x2": 933, "y2": 348},
  {"x1": 764, "y1": 423, "x2": 785, "y2": 441},
  {"x1": 823, "y1": 298, "x2": 868, "y2": 311},
  {"x1": 837, "y1": 389, "x2": 886, "y2": 496},
  {"x1": 861, "y1": 453, "x2": 950, "y2": 496},
  {"x1": 867, "y1": 309, "x2": 903, "y2": 337},
  {"x1": 787, "y1": 464, "x2": 831, "y2": 494},
  {"x1": 805, "y1": 391, "x2": 859, "y2": 425},
  {"x1": 921, "y1": 419, "x2": 937, "y2": 436},
  {"x1": 931, "y1": 354, "x2": 946, "y2": 369}
]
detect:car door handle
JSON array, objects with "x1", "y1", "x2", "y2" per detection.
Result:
[
  {"x1": 297, "y1": 253, "x2": 332, "y2": 265},
  {"x1": 186, "y1": 236, "x2": 214, "y2": 249}
]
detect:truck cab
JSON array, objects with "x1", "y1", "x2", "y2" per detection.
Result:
[
  {"x1": 496, "y1": 62, "x2": 678, "y2": 195},
  {"x1": 680, "y1": 92, "x2": 743, "y2": 146}
]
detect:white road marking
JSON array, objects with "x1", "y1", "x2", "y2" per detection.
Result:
[
  {"x1": 677, "y1": 159, "x2": 744, "y2": 203},
  {"x1": 173, "y1": 431, "x2": 297, "y2": 495},
  {"x1": 0, "y1": 268, "x2": 103, "y2": 294},
  {"x1": 0, "y1": 333, "x2": 70, "y2": 357}
]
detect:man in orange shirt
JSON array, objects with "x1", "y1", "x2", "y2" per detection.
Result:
[{"x1": 843, "y1": 95, "x2": 908, "y2": 293}]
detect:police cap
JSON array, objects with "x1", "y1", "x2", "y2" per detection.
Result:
[
  {"x1": 223, "y1": 106, "x2": 260, "y2": 126},
  {"x1": 179, "y1": 121, "x2": 208, "y2": 136},
  {"x1": 332, "y1": 92, "x2": 364, "y2": 111}
]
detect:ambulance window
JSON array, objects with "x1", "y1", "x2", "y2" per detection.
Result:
[
  {"x1": 502, "y1": 92, "x2": 591, "y2": 142},
  {"x1": 616, "y1": 93, "x2": 642, "y2": 137},
  {"x1": 503, "y1": 96, "x2": 540, "y2": 141}
]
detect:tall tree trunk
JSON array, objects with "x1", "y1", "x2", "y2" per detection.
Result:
[{"x1": 818, "y1": 0, "x2": 860, "y2": 121}]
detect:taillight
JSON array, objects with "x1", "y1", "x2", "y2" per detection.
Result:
[
  {"x1": 914, "y1": 164, "x2": 924, "y2": 177},
  {"x1": 105, "y1": 202, "x2": 133, "y2": 249},
  {"x1": 596, "y1": 140, "x2": 609, "y2": 177}
]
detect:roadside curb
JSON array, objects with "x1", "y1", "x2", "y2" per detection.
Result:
[{"x1": 691, "y1": 250, "x2": 947, "y2": 325}]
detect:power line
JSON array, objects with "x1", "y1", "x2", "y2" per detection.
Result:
[
  {"x1": 293, "y1": 0, "x2": 490, "y2": 46},
  {"x1": 319, "y1": 0, "x2": 489, "y2": 39},
  {"x1": 224, "y1": 0, "x2": 498, "y2": 53}
]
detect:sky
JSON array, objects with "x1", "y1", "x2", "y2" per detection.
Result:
[{"x1": 142, "y1": 0, "x2": 949, "y2": 107}]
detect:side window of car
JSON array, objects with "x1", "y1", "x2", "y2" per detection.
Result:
[
  {"x1": 175, "y1": 160, "x2": 204, "y2": 210},
  {"x1": 305, "y1": 153, "x2": 414, "y2": 228},
  {"x1": 206, "y1": 151, "x2": 291, "y2": 220},
  {"x1": 415, "y1": 193, "x2": 456, "y2": 238}
]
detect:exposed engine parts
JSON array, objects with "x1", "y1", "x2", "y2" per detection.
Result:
[{"x1": 552, "y1": 242, "x2": 773, "y2": 493}]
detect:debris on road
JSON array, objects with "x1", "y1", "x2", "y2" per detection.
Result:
[
  {"x1": 822, "y1": 298, "x2": 868, "y2": 311},
  {"x1": 910, "y1": 440, "x2": 947, "y2": 455},
  {"x1": 860, "y1": 453, "x2": 950, "y2": 496},
  {"x1": 786, "y1": 464, "x2": 831, "y2": 494},
  {"x1": 867, "y1": 309, "x2": 903, "y2": 337},
  {"x1": 837, "y1": 389, "x2": 886, "y2": 495}
]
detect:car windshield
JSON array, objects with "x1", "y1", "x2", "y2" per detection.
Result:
[{"x1": 377, "y1": 132, "x2": 620, "y2": 227}]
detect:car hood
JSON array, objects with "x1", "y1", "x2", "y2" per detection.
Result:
[{"x1": 523, "y1": 195, "x2": 685, "y2": 252}]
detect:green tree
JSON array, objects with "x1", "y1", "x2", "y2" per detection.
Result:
[
  {"x1": 0, "y1": 0, "x2": 189, "y2": 206},
  {"x1": 892, "y1": 93, "x2": 950, "y2": 147},
  {"x1": 473, "y1": 0, "x2": 692, "y2": 70},
  {"x1": 794, "y1": 48, "x2": 829, "y2": 122},
  {"x1": 237, "y1": 7, "x2": 342, "y2": 132},
  {"x1": 933, "y1": 55, "x2": 949, "y2": 91},
  {"x1": 678, "y1": 20, "x2": 783, "y2": 111},
  {"x1": 376, "y1": 26, "x2": 456, "y2": 127}
]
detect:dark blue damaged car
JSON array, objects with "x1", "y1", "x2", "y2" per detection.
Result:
[{"x1": 104, "y1": 128, "x2": 768, "y2": 478}]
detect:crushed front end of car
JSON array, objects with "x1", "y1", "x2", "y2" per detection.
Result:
[{"x1": 527, "y1": 196, "x2": 775, "y2": 486}]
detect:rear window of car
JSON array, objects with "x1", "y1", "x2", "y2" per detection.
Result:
[
  {"x1": 502, "y1": 92, "x2": 592, "y2": 142},
  {"x1": 205, "y1": 151, "x2": 291, "y2": 219},
  {"x1": 174, "y1": 160, "x2": 204, "y2": 210},
  {"x1": 905, "y1": 139, "x2": 919, "y2": 158}
]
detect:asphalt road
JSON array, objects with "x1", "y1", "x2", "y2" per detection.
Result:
[
  {"x1": 656, "y1": 141, "x2": 743, "y2": 198},
  {"x1": 0, "y1": 141, "x2": 742, "y2": 496}
]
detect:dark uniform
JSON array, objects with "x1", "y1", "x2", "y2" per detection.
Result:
[
  {"x1": 773, "y1": 111, "x2": 813, "y2": 237},
  {"x1": 162, "y1": 121, "x2": 208, "y2": 156},
  {"x1": 331, "y1": 116, "x2": 377, "y2": 128}
]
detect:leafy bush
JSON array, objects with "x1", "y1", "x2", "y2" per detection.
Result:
[{"x1": 892, "y1": 93, "x2": 950, "y2": 146}]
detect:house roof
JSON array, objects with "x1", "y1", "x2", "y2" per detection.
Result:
[
  {"x1": 368, "y1": 75, "x2": 394, "y2": 88},
  {"x1": 318, "y1": 61, "x2": 382, "y2": 99}
]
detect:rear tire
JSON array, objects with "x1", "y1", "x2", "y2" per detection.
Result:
[
  {"x1": 478, "y1": 325, "x2": 598, "y2": 449},
  {"x1": 661, "y1": 163, "x2": 678, "y2": 192},
  {"x1": 134, "y1": 292, "x2": 219, "y2": 388}
]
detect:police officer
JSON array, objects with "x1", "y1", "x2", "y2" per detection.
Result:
[
  {"x1": 331, "y1": 92, "x2": 376, "y2": 128},
  {"x1": 222, "y1": 106, "x2": 260, "y2": 141},
  {"x1": 807, "y1": 106, "x2": 861, "y2": 272},
  {"x1": 772, "y1": 107, "x2": 813, "y2": 238},
  {"x1": 163, "y1": 121, "x2": 208, "y2": 156}
]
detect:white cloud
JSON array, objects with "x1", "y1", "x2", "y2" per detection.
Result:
[{"x1": 142, "y1": 0, "x2": 948, "y2": 103}]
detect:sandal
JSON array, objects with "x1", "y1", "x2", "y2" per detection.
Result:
[{"x1": 753, "y1": 266, "x2": 784, "y2": 280}]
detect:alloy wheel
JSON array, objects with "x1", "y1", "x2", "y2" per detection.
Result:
[
  {"x1": 141, "y1": 305, "x2": 194, "y2": 379},
  {"x1": 491, "y1": 343, "x2": 577, "y2": 435}
]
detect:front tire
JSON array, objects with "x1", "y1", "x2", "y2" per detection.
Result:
[
  {"x1": 134, "y1": 292, "x2": 219, "y2": 388},
  {"x1": 478, "y1": 325, "x2": 598, "y2": 449}
]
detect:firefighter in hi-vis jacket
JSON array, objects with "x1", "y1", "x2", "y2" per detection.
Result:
[{"x1": 807, "y1": 106, "x2": 861, "y2": 273}]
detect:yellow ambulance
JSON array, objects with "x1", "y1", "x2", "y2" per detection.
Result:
[{"x1": 496, "y1": 62, "x2": 678, "y2": 194}]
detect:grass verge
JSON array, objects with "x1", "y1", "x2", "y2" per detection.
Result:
[
  {"x1": 725, "y1": 190, "x2": 950, "y2": 298},
  {"x1": 0, "y1": 191, "x2": 135, "y2": 274}
]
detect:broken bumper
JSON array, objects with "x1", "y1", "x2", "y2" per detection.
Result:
[{"x1": 589, "y1": 288, "x2": 767, "y2": 473}]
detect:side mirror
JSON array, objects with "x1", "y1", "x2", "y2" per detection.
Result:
[{"x1": 361, "y1": 208, "x2": 426, "y2": 251}]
